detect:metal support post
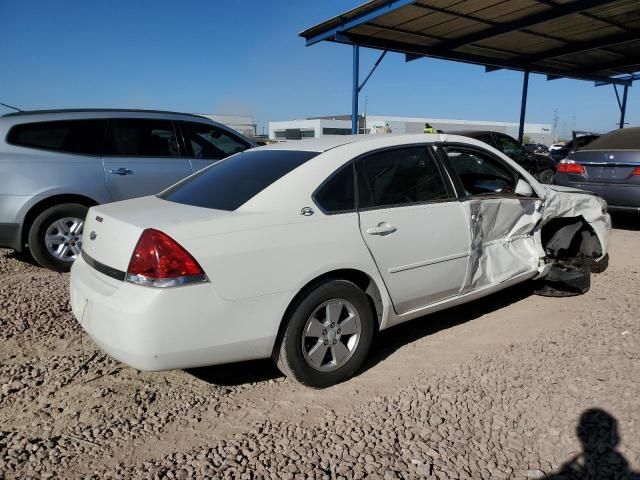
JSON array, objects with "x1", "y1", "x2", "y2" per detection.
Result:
[
  {"x1": 352, "y1": 44, "x2": 360, "y2": 134},
  {"x1": 518, "y1": 70, "x2": 530, "y2": 143}
]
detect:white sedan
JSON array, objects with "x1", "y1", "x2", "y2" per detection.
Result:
[{"x1": 70, "y1": 134, "x2": 610, "y2": 387}]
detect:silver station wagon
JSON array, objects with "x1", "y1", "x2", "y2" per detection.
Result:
[{"x1": 0, "y1": 109, "x2": 255, "y2": 271}]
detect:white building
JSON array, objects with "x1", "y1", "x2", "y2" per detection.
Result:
[
  {"x1": 268, "y1": 118, "x2": 352, "y2": 141},
  {"x1": 269, "y1": 115, "x2": 552, "y2": 144},
  {"x1": 194, "y1": 113, "x2": 256, "y2": 138}
]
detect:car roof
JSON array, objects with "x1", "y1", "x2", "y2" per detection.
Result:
[
  {"x1": 254, "y1": 132, "x2": 507, "y2": 153},
  {"x1": 1, "y1": 108, "x2": 207, "y2": 120},
  {"x1": 448, "y1": 130, "x2": 512, "y2": 139},
  {"x1": 256, "y1": 133, "x2": 486, "y2": 153},
  {"x1": 254, "y1": 135, "x2": 391, "y2": 152},
  {"x1": 578, "y1": 127, "x2": 640, "y2": 151}
]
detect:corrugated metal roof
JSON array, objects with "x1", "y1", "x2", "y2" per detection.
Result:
[{"x1": 300, "y1": 0, "x2": 640, "y2": 85}]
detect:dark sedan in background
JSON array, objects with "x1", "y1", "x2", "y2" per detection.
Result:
[
  {"x1": 555, "y1": 127, "x2": 640, "y2": 212},
  {"x1": 454, "y1": 130, "x2": 557, "y2": 184},
  {"x1": 549, "y1": 133, "x2": 600, "y2": 163}
]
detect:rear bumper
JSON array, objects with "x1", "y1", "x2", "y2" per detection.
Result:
[
  {"x1": 554, "y1": 175, "x2": 640, "y2": 210},
  {"x1": 0, "y1": 223, "x2": 22, "y2": 251},
  {"x1": 70, "y1": 254, "x2": 290, "y2": 371}
]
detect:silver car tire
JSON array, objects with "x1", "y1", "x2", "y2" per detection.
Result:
[{"x1": 273, "y1": 279, "x2": 375, "y2": 388}]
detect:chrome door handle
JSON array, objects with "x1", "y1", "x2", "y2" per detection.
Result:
[
  {"x1": 109, "y1": 168, "x2": 134, "y2": 175},
  {"x1": 366, "y1": 223, "x2": 397, "y2": 236}
]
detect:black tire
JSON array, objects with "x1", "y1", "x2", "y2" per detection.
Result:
[
  {"x1": 537, "y1": 168, "x2": 555, "y2": 184},
  {"x1": 273, "y1": 279, "x2": 375, "y2": 388},
  {"x1": 589, "y1": 253, "x2": 609, "y2": 274},
  {"x1": 534, "y1": 259, "x2": 590, "y2": 297},
  {"x1": 27, "y1": 203, "x2": 88, "y2": 272}
]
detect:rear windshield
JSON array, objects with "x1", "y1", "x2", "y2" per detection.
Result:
[
  {"x1": 582, "y1": 128, "x2": 639, "y2": 150},
  {"x1": 159, "y1": 149, "x2": 319, "y2": 211}
]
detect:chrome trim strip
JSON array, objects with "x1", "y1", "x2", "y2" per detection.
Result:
[
  {"x1": 81, "y1": 251, "x2": 126, "y2": 281},
  {"x1": 388, "y1": 251, "x2": 470, "y2": 274}
]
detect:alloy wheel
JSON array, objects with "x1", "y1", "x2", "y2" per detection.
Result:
[
  {"x1": 301, "y1": 298, "x2": 361, "y2": 372},
  {"x1": 44, "y1": 217, "x2": 84, "y2": 262}
]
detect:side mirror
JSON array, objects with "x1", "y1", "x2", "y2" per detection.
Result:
[{"x1": 515, "y1": 178, "x2": 534, "y2": 197}]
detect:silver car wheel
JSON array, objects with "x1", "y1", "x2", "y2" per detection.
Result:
[
  {"x1": 44, "y1": 217, "x2": 84, "y2": 262},
  {"x1": 302, "y1": 298, "x2": 361, "y2": 372}
]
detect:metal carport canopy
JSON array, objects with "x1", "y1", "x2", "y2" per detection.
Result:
[{"x1": 300, "y1": 0, "x2": 640, "y2": 138}]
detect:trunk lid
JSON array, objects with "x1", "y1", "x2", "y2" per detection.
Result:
[
  {"x1": 80, "y1": 196, "x2": 244, "y2": 273},
  {"x1": 573, "y1": 150, "x2": 640, "y2": 184}
]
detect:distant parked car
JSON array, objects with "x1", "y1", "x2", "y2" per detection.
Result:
[
  {"x1": 549, "y1": 143, "x2": 565, "y2": 151},
  {"x1": 524, "y1": 143, "x2": 549, "y2": 154},
  {"x1": 0, "y1": 109, "x2": 255, "y2": 271},
  {"x1": 555, "y1": 127, "x2": 640, "y2": 213},
  {"x1": 535, "y1": 143, "x2": 549, "y2": 154},
  {"x1": 549, "y1": 134, "x2": 600, "y2": 163},
  {"x1": 453, "y1": 131, "x2": 557, "y2": 184},
  {"x1": 70, "y1": 134, "x2": 609, "y2": 387}
]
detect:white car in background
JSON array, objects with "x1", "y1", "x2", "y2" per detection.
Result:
[{"x1": 70, "y1": 134, "x2": 610, "y2": 387}]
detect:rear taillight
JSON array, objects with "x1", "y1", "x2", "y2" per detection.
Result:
[
  {"x1": 126, "y1": 228, "x2": 208, "y2": 288},
  {"x1": 632, "y1": 166, "x2": 640, "y2": 176},
  {"x1": 556, "y1": 161, "x2": 586, "y2": 175}
]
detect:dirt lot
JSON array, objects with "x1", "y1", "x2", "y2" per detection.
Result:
[{"x1": 1, "y1": 217, "x2": 639, "y2": 479}]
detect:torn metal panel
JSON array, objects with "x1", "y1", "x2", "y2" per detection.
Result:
[
  {"x1": 459, "y1": 184, "x2": 610, "y2": 295},
  {"x1": 539, "y1": 185, "x2": 611, "y2": 261},
  {"x1": 462, "y1": 197, "x2": 542, "y2": 293}
]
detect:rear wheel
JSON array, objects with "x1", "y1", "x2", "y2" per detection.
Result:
[
  {"x1": 537, "y1": 168, "x2": 555, "y2": 184},
  {"x1": 27, "y1": 203, "x2": 88, "y2": 272},
  {"x1": 273, "y1": 279, "x2": 374, "y2": 388}
]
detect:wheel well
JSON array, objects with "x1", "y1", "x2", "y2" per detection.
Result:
[
  {"x1": 274, "y1": 269, "x2": 385, "y2": 352},
  {"x1": 21, "y1": 194, "x2": 98, "y2": 248},
  {"x1": 541, "y1": 216, "x2": 603, "y2": 260}
]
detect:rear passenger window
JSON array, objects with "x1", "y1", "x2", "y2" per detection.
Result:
[
  {"x1": 180, "y1": 121, "x2": 249, "y2": 159},
  {"x1": 104, "y1": 119, "x2": 179, "y2": 157},
  {"x1": 7, "y1": 120, "x2": 107, "y2": 155},
  {"x1": 357, "y1": 147, "x2": 449, "y2": 209},
  {"x1": 314, "y1": 165, "x2": 355, "y2": 213}
]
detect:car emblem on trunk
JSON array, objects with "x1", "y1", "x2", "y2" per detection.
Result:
[
  {"x1": 300, "y1": 207, "x2": 315, "y2": 216},
  {"x1": 89, "y1": 231, "x2": 97, "y2": 240}
]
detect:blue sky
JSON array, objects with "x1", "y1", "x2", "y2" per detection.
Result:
[{"x1": 1, "y1": 0, "x2": 636, "y2": 137}]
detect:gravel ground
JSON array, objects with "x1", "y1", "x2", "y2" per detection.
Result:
[{"x1": 0, "y1": 223, "x2": 639, "y2": 479}]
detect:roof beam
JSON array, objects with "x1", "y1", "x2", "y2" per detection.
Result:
[
  {"x1": 422, "y1": 0, "x2": 614, "y2": 54},
  {"x1": 594, "y1": 72, "x2": 640, "y2": 87},
  {"x1": 574, "y1": 56, "x2": 640, "y2": 76},
  {"x1": 336, "y1": 32, "x2": 631, "y2": 85},
  {"x1": 410, "y1": 2, "x2": 578, "y2": 45},
  {"x1": 303, "y1": 0, "x2": 415, "y2": 46},
  {"x1": 535, "y1": 0, "x2": 634, "y2": 32},
  {"x1": 508, "y1": 31, "x2": 640, "y2": 65}
]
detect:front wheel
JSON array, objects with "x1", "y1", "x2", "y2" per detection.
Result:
[
  {"x1": 273, "y1": 279, "x2": 375, "y2": 388},
  {"x1": 537, "y1": 168, "x2": 555, "y2": 184},
  {"x1": 27, "y1": 203, "x2": 88, "y2": 272}
]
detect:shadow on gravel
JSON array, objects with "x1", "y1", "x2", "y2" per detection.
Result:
[
  {"x1": 188, "y1": 282, "x2": 536, "y2": 387},
  {"x1": 610, "y1": 212, "x2": 640, "y2": 231},
  {"x1": 546, "y1": 409, "x2": 639, "y2": 480},
  {"x1": 187, "y1": 359, "x2": 283, "y2": 386},
  {"x1": 5, "y1": 249, "x2": 40, "y2": 268},
  {"x1": 188, "y1": 282, "x2": 538, "y2": 387},
  {"x1": 358, "y1": 281, "x2": 537, "y2": 376}
]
